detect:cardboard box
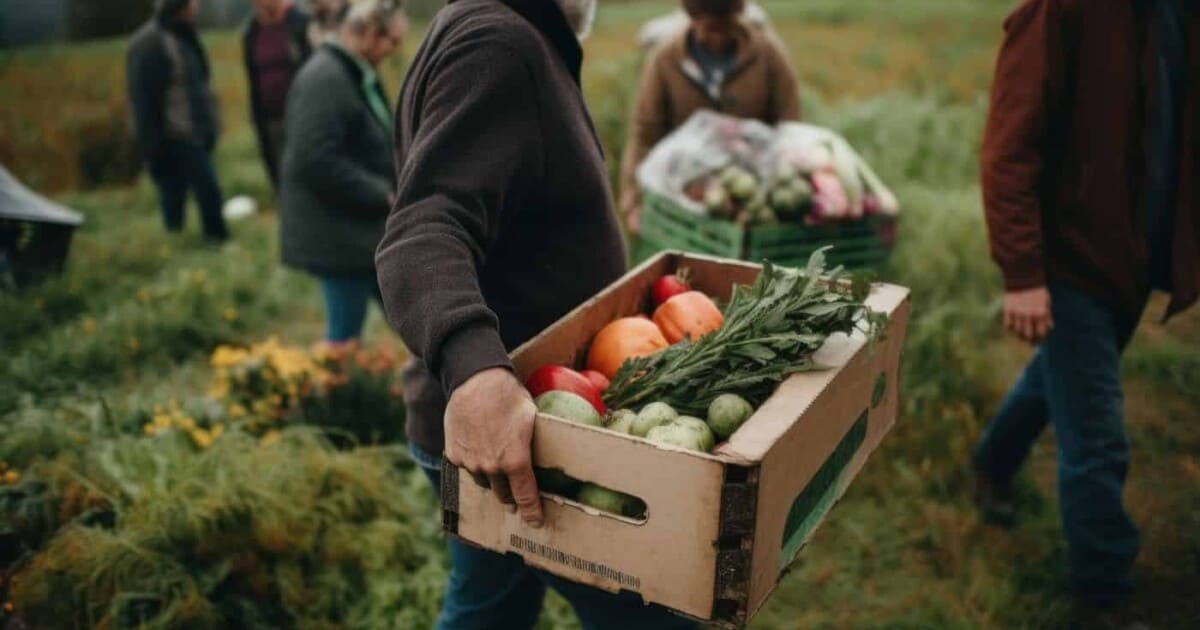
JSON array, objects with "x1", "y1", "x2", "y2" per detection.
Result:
[{"x1": 441, "y1": 252, "x2": 911, "y2": 627}]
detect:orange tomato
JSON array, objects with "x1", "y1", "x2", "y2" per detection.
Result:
[
  {"x1": 587, "y1": 317, "x2": 670, "y2": 379},
  {"x1": 653, "y1": 291, "x2": 724, "y2": 344}
]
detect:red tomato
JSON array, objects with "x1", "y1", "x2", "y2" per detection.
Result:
[
  {"x1": 525, "y1": 366, "x2": 606, "y2": 414},
  {"x1": 580, "y1": 370, "x2": 611, "y2": 393},
  {"x1": 652, "y1": 274, "x2": 691, "y2": 306}
]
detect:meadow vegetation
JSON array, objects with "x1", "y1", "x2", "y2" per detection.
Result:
[{"x1": 1, "y1": 1, "x2": 1197, "y2": 627}]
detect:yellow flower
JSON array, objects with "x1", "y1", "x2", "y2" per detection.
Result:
[
  {"x1": 3, "y1": 601, "x2": 13, "y2": 613},
  {"x1": 210, "y1": 346, "x2": 250, "y2": 369},
  {"x1": 136, "y1": 288, "x2": 151, "y2": 303},
  {"x1": 3, "y1": 471, "x2": 19, "y2": 485},
  {"x1": 81, "y1": 318, "x2": 96, "y2": 333},
  {"x1": 228, "y1": 404, "x2": 247, "y2": 418},
  {"x1": 190, "y1": 429, "x2": 214, "y2": 449},
  {"x1": 178, "y1": 417, "x2": 196, "y2": 431},
  {"x1": 222, "y1": 306, "x2": 238, "y2": 322},
  {"x1": 208, "y1": 379, "x2": 230, "y2": 400},
  {"x1": 152, "y1": 413, "x2": 172, "y2": 427},
  {"x1": 143, "y1": 423, "x2": 157, "y2": 436},
  {"x1": 211, "y1": 423, "x2": 225, "y2": 439},
  {"x1": 259, "y1": 430, "x2": 282, "y2": 447}
]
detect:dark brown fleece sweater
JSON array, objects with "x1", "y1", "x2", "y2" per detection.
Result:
[{"x1": 375, "y1": 0, "x2": 626, "y2": 454}]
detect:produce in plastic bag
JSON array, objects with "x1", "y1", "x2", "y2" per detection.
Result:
[
  {"x1": 637, "y1": 111, "x2": 774, "y2": 219},
  {"x1": 637, "y1": 112, "x2": 898, "y2": 228},
  {"x1": 769, "y1": 123, "x2": 900, "y2": 222}
]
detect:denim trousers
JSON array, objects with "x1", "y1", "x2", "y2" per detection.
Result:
[
  {"x1": 409, "y1": 444, "x2": 697, "y2": 630},
  {"x1": 974, "y1": 282, "x2": 1147, "y2": 602},
  {"x1": 316, "y1": 273, "x2": 382, "y2": 343},
  {"x1": 147, "y1": 140, "x2": 228, "y2": 240}
]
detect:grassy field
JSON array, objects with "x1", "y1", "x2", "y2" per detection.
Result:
[{"x1": 2, "y1": 1, "x2": 1199, "y2": 628}]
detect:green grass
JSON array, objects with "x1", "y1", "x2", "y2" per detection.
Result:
[{"x1": 2, "y1": 1, "x2": 1199, "y2": 628}]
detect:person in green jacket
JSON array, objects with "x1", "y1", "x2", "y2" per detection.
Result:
[{"x1": 279, "y1": 0, "x2": 407, "y2": 344}]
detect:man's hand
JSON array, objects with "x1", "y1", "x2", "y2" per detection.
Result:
[
  {"x1": 444, "y1": 367, "x2": 543, "y2": 528},
  {"x1": 1003, "y1": 287, "x2": 1053, "y2": 344}
]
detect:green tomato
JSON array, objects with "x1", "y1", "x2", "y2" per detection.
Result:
[
  {"x1": 646, "y1": 422, "x2": 707, "y2": 452},
  {"x1": 606, "y1": 409, "x2": 637, "y2": 434},
  {"x1": 674, "y1": 416, "x2": 715, "y2": 452},
  {"x1": 704, "y1": 184, "x2": 730, "y2": 215},
  {"x1": 576, "y1": 483, "x2": 638, "y2": 516},
  {"x1": 729, "y1": 173, "x2": 758, "y2": 201},
  {"x1": 771, "y1": 187, "x2": 798, "y2": 212},
  {"x1": 720, "y1": 165, "x2": 746, "y2": 187},
  {"x1": 776, "y1": 163, "x2": 800, "y2": 184},
  {"x1": 536, "y1": 391, "x2": 603, "y2": 427},
  {"x1": 707, "y1": 394, "x2": 755, "y2": 440},
  {"x1": 632, "y1": 402, "x2": 678, "y2": 437},
  {"x1": 790, "y1": 179, "x2": 814, "y2": 208}
]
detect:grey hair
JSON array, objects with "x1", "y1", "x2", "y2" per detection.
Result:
[{"x1": 340, "y1": 0, "x2": 406, "y2": 34}]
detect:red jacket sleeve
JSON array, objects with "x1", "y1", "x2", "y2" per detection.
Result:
[{"x1": 980, "y1": 0, "x2": 1074, "y2": 291}]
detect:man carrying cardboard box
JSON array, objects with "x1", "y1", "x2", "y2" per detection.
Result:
[
  {"x1": 375, "y1": 0, "x2": 696, "y2": 627},
  {"x1": 974, "y1": 1, "x2": 1197, "y2": 627}
]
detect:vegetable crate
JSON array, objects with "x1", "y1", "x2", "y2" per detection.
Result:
[
  {"x1": 637, "y1": 191, "x2": 895, "y2": 271},
  {"x1": 441, "y1": 252, "x2": 911, "y2": 627}
]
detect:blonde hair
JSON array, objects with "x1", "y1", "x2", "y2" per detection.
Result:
[{"x1": 341, "y1": 0, "x2": 406, "y2": 34}]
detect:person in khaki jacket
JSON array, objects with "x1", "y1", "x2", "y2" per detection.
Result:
[{"x1": 619, "y1": 0, "x2": 800, "y2": 230}]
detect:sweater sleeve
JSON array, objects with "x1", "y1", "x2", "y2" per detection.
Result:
[
  {"x1": 619, "y1": 53, "x2": 672, "y2": 219},
  {"x1": 284, "y1": 71, "x2": 392, "y2": 216},
  {"x1": 980, "y1": 0, "x2": 1071, "y2": 290},
  {"x1": 765, "y1": 37, "x2": 801, "y2": 123},
  {"x1": 375, "y1": 39, "x2": 543, "y2": 396}
]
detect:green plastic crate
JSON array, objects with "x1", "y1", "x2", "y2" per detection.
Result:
[{"x1": 637, "y1": 190, "x2": 895, "y2": 270}]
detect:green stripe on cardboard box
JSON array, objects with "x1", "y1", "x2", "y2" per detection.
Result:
[{"x1": 779, "y1": 410, "x2": 869, "y2": 567}]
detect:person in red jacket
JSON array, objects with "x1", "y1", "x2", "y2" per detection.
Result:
[{"x1": 973, "y1": 1, "x2": 1197, "y2": 626}]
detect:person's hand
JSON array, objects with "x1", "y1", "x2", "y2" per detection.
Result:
[
  {"x1": 444, "y1": 367, "x2": 543, "y2": 527},
  {"x1": 626, "y1": 208, "x2": 641, "y2": 234},
  {"x1": 1003, "y1": 287, "x2": 1053, "y2": 344}
]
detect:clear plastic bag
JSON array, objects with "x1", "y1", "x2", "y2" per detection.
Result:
[{"x1": 636, "y1": 111, "x2": 775, "y2": 218}]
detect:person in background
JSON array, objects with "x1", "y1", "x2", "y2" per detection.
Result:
[
  {"x1": 306, "y1": 0, "x2": 347, "y2": 46},
  {"x1": 974, "y1": 1, "x2": 1196, "y2": 628},
  {"x1": 279, "y1": 0, "x2": 407, "y2": 345},
  {"x1": 243, "y1": 0, "x2": 313, "y2": 189},
  {"x1": 376, "y1": 0, "x2": 694, "y2": 626},
  {"x1": 620, "y1": 0, "x2": 800, "y2": 231},
  {"x1": 127, "y1": 0, "x2": 229, "y2": 243}
]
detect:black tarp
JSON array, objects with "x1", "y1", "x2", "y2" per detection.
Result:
[{"x1": 0, "y1": 164, "x2": 84, "y2": 287}]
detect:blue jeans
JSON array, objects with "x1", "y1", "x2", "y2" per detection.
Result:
[
  {"x1": 974, "y1": 282, "x2": 1147, "y2": 602},
  {"x1": 317, "y1": 273, "x2": 382, "y2": 342},
  {"x1": 409, "y1": 444, "x2": 697, "y2": 630},
  {"x1": 148, "y1": 140, "x2": 228, "y2": 240}
]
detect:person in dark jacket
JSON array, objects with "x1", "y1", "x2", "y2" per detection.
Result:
[
  {"x1": 279, "y1": 0, "x2": 407, "y2": 344},
  {"x1": 127, "y1": 0, "x2": 228, "y2": 242},
  {"x1": 242, "y1": 0, "x2": 312, "y2": 188},
  {"x1": 375, "y1": 0, "x2": 694, "y2": 627},
  {"x1": 974, "y1": 1, "x2": 1197, "y2": 626}
]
